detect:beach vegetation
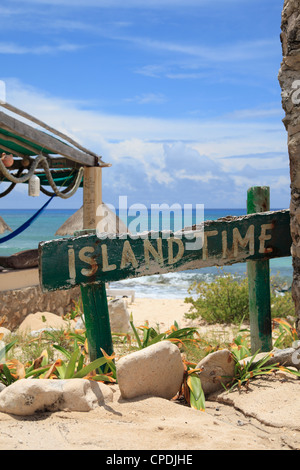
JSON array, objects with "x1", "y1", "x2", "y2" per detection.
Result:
[
  {"x1": 184, "y1": 272, "x2": 295, "y2": 325},
  {"x1": 224, "y1": 349, "x2": 300, "y2": 394},
  {"x1": 0, "y1": 299, "x2": 298, "y2": 414},
  {"x1": 178, "y1": 360, "x2": 206, "y2": 411},
  {"x1": 128, "y1": 314, "x2": 201, "y2": 351},
  {"x1": 272, "y1": 317, "x2": 299, "y2": 349}
]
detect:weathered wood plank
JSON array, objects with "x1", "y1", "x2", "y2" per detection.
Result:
[
  {"x1": 83, "y1": 167, "x2": 103, "y2": 230},
  {"x1": 39, "y1": 209, "x2": 291, "y2": 292},
  {"x1": 0, "y1": 111, "x2": 96, "y2": 167},
  {"x1": 247, "y1": 186, "x2": 272, "y2": 353}
]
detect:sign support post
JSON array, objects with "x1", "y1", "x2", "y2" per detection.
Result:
[
  {"x1": 247, "y1": 186, "x2": 272, "y2": 354},
  {"x1": 81, "y1": 166, "x2": 113, "y2": 361}
]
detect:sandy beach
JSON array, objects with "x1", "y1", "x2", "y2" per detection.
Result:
[
  {"x1": 1, "y1": 295, "x2": 299, "y2": 451},
  {"x1": 14, "y1": 296, "x2": 243, "y2": 346}
]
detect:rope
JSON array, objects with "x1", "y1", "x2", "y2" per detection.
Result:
[
  {"x1": 40, "y1": 162, "x2": 83, "y2": 199},
  {"x1": 0, "y1": 154, "x2": 84, "y2": 199},
  {"x1": 0, "y1": 195, "x2": 55, "y2": 244},
  {"x1": 40, "y1": 171, "x2": 78, "y2": 197},
  {"x1": 0, "y1": 154, "x2": 44, "y2": 184},
  {"x1": 0, "y1": 168, "x2": 24, "y2": 198}
]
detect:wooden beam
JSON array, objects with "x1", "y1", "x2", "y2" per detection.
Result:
[{"x1": 0, "y1": 111, "x2": 97, "y2": 167}]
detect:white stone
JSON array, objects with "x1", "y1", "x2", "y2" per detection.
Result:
[
  {"x1": 0, "y1": 378, "x2": 113, "y2": 416},
  {"x1": 0, "y1": 327, "x2": 11, "y2": 341},
  {"x1": 196, "y1": 349, "x2": 235, "y2": 396},
  {"x1": 116, "y1": 340, "x2": 184, "y2": 400},
  {"x1": 108, "y1": 298, "x2": 130, "y2": 334}
]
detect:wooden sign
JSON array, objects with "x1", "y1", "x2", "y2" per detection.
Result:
[{"x1": 39, "y1": 209, "x2": 291, "y2": 292}]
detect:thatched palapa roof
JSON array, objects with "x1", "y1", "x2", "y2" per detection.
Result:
[
  {"x1": 55, "y1": 204, "x2": 129, "y2": 236},
  {"x1": 0, "y1": 216, "x2": 12, "y2": 234}
]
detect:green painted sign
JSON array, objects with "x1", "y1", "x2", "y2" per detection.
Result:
[{"x1": 39, "y1": 209, "x2": 291, "y2": 292}]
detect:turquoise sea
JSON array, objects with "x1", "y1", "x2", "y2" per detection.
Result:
[{"x1": 0, "y1": 207, "x2": 292, "y2": 299}]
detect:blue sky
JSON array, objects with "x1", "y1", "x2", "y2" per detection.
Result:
[{"x1": 0, "y1": 0, "x2": 289, "y2": 210}]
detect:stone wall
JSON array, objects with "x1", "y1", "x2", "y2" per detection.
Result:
[
  {"x1": 278, "y1": 0, "x2": 300, "y2": 334},
  {"x1": 0, "y1": 285, "x2": 81, "y2": 331}
]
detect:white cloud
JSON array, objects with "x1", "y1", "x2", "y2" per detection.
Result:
[
  {"x1": 0, "y1": 42, "x2": 83, "y2": 55},
  {"x1": 124, "y1": 93, "x2": 167, "y2": 105},
  {"x1": 0, "y1": 78, "x2": 290, "y2": 208}
]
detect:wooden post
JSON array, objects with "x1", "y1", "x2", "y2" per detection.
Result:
[
  {"x1": 81, "y1": 166, "x2": 113, "y2": 362},
  {"x1": 83, "y1": 166, "x2": 103, "y2": 230},
  {"x1": 247, "y1": 186, "x2": 272, "y2": 354}
]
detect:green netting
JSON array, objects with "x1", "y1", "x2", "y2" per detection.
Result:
[
  {"x1": 36, "y1": 170, "x2": 83, "y2": 188},
  {"x1": 0, "y1": 128, "x2": 54, "y2": 156},
  {"x1": 1, "y1": 170, "x2": 83, "y2": 187}
]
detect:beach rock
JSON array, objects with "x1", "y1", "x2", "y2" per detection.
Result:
[
  {"x1": 239, "y1": 346, "x2": 300, "y2": 371},
  {"x1": 116, "y1": 340, "x2": 184, "y2": 400},
  {"x1": 196, "y1": 349, "x2": 235, "y2": 396},
  {"x1": 0, "y1": 378, "x2": 113, "y2": 416},
  {"x1": 74, "y1": 316, "x2": 85, "y2": 330},
  {"x1": 16, "y1": 311, "x2": 77, "y2": 336},
  {"x1": 108, "y1": 298, "x2": 130, "y2": 334},
  {"x1": 0, "y1": 327, "x2": 11, "y2": 341}
]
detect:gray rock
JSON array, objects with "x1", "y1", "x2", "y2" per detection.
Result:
[
  {"x1": 239, "y1": 346, "x2": 300, "y2": 371},
  {"x1": 196, "y1": 349, "x2": 235, "y2": 396},
  {"x1": 74, "y1": 298, "x2": 131, "y2": 334},
  {"x1": 0, "y1": 378, "x2": 113, "y2": 416},
  {"x1": 108, "y1": 298, "x2": 130, "y2": 334},
  {"x1": 116, "y1": 340, "x2": 184, "y2": 400}
]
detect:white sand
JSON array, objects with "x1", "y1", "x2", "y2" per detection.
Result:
[{"x1": 1, "y1": 297, "x2": 298, "y2": 450}]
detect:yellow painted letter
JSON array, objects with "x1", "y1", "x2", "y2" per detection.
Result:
[
  {"x1": 259, "y1": 224, "x2": 273, "y2": 254},
  {"x1": 202, "y1": 230, "x2": 218, "y2": 260},
  {"x1": 144, "y1": 239, "x2": 164, "y2": 268},
  {"x1": 101, "y1": 244, "x2": 117, "y2": 272},
  {"x1": 232, "y1": 225, "x2": 255, "y2": 257},
  {"x1": 120, "y1": 240, "x2": 138, "y2": 269},
  {"x1": 79, "y1": 246, "x2": 98, "y2": 276},
  {"x1": 167, "y1": 237, "x2": 184, "y2": 264}
]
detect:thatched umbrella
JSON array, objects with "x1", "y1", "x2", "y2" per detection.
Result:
[
  {"x1": 0, "y1": 216, "x2": 12, "y2": 235},
  {"x1": 55, "y1": 204, "x2": 129, "y2": 236}
]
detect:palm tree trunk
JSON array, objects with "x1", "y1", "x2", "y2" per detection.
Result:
[{"x1": 278, "y1": 0, "x2": 300, "y2": 334}]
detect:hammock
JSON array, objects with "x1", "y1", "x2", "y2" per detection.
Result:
[{"x1": 0, "y1": 195, "x2": 55, "y2": 244}]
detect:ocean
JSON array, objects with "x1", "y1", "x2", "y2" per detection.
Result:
[{"x1": 0, "y1": 207, "x2": 293, "y2": 299}]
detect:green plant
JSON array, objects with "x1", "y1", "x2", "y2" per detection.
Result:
[
  {"x1": 272, "y1": 318, "x2": 299, "y2": 349},
  {"x1": 185, "y1": 272, "x2": 249, "y2": 324},
  {"x1": 43, "y1": 339, "x2": 116, "y2": 382},
  {"x1": 64, "y1": 297, "x2": 84, "y2": 322},
  {"x1": 224, "y1": 348, "x2": 300, "y2": 394},
  {"x1": 0, "y1": 350, "x2": 55, "y2": 386},
  {"x1": 175, "y1": 359, "x2": 206, "y2": 411},
  {"x1": 129, "y1": 315, "x2": 201, "y2": 350},
  {"x1": 185, "y1": 272, "x2": 295, "y2": 325}
]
